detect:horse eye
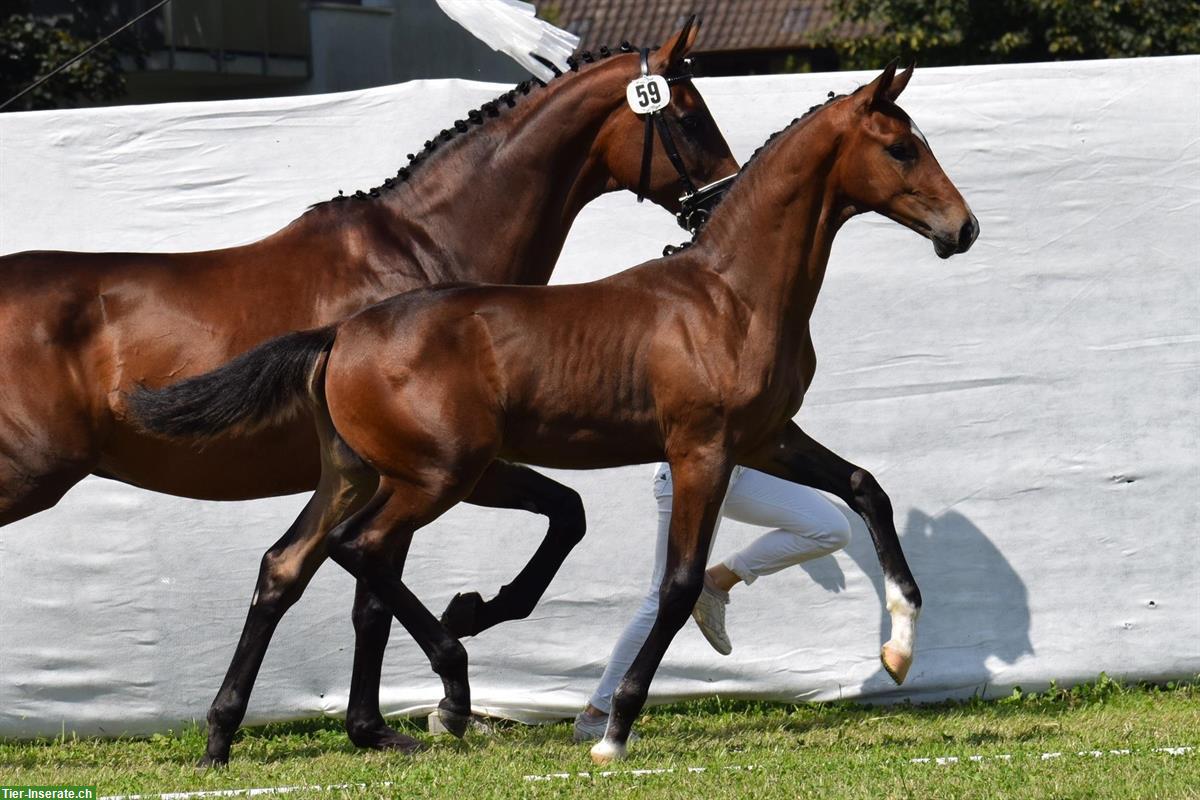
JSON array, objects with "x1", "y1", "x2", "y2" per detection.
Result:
[
  {"x1": 680, "y1": 115, "x2": 701, "y2": 133},
  {"x1": 887, "y1": 143, "x2": 914, "y2": 161}
]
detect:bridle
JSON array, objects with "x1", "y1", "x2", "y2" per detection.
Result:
[{"x1": 634, "y1": 49, "x2": 737, "y2": 234}]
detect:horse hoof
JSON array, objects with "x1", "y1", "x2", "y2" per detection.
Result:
[
  {"x1": 441, "y1": 591, "x2": 484, "y2": 638},
  {"x1": 590, "y1": 738, "x2": 627, "y2": 765},
  {"x1": 373, "y1": 733, "x2": 424, "y2": 754},
  {"x1": 880, "y1": 643, "x2": 912, "y2": 685},
  {"x1": 348, "y1": 722, "x2": 425, "y2": 754},
  {"x1": 436, "y1": 700, "x2": 471, "y2": 739},
  {"x1": 195, "y1": 753, "x2": 228, "y2": 770}
]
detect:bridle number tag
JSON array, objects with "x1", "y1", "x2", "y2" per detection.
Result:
[{"x1": 626, "y1": 75, "x2": 670, "y2": 114}]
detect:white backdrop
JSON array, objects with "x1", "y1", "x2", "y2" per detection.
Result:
[{"x1": 1, "y1": 57, "x2": 1197, "y2": 737}]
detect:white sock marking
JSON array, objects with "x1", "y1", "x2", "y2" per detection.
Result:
[{"x1": 884, "y1": 577, "x2": 918, "y2": 655}]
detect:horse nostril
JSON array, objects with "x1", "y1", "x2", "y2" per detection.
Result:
[{"x1": 958, "y1": 218, "x2": 977, "y2": 250}]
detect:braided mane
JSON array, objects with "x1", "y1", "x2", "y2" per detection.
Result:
[
  {"x1": 309, "y1": 42, "x2": 644, "y2": 211},
  {"x1": 661, "y1": 90, "x2": 848, "y2": 255}
]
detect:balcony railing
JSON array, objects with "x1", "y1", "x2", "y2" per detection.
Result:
[{"x1": 102, "y1": 0, "x2": 311, "y2": 76}]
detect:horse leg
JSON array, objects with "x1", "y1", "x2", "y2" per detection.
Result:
[
  {"x1": 198, "y1": 377, "x2": 384, "y2": 767},
  {"x1": 743, "y1": 420, "x2": 921, "y2": 684},
  {"x1": 198, "y1": 456, "x2": 379, "y2": 767},
  {"x1": 329, "y1": 476, "x2": 475, "y2": 739},
  {"x1": 345, "y1": 577, "x2": 412, "y2": 750},
  {"x1": 199, "y1": 383, "x2": 379, "y2": 767},
  {"x1": 345, "y1": 462, "x2": 582, "y2": 744},
  {"x1": 592, "y1": 449, "x2": 731, "y2": 764},
  {"x1": 440, "y1": 461, "x2": 586, "y2": 638}
]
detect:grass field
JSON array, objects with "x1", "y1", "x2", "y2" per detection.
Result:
[{"x1": 2, "y1": 677, "x2": 1196, "y2": 799}]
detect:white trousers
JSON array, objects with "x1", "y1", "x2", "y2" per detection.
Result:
[{"x1": 587, "y1": 464, "x2": 852, "y2": 713}]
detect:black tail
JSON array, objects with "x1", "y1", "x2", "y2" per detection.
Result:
[{"x1": 128, "y1": 326, "x2": 337, "y2": 441}]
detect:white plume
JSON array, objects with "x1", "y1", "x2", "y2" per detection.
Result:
[{"x1": 434, "y1": 0, "x2": 580, "y2": 82}]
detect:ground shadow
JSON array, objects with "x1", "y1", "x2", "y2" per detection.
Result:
[{"x1": 806, "y1": 507, "x2": 1033, "y2": 695}]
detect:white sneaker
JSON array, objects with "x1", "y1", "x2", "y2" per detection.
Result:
[
  {"x1": 572, "y1": 710, "x2": 637, "y2": 743},
  {"x1": 691, "y1": 580, "x2": 732, "y2": 655}
]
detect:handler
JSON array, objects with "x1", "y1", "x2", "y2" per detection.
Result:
[{"x1": 574, "y1": 464, "x2": 852, "y2": 741}]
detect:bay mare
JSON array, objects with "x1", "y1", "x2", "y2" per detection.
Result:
[
  {"x1": 0, "y1": 21, "x2": 738, "y2": 761},
  {"x1": 133, "y1": 63, "x2": 978, "y2": 763}
]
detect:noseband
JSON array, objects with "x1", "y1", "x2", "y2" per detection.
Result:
[{"x1": 633, "y1": 49, "x2": 737, "y2": 234}]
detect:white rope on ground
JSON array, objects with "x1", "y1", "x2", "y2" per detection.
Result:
[
  {"x1": 909, "y1": 746, "x2": 1193, "y2": 766},
  {"x1": 99, "y1": 783, "x2": 392, "y2": 800},
  {"x1": 521, "y1": 746, "x2": 1195, "y2": 782},
  {"x1": 523, "y1": 764, "x2": 761, "y2": 782},
  {"x1": 92, "y1": 746, "x2": 1196, "y2": 797}
]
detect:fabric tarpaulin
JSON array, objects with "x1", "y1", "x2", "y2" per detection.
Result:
[{"x1": 0, "y1": 56, "x2": 1197, "y2": 736}]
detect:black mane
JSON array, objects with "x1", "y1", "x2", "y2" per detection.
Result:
[
  {"x1": 662, "y1": 90, "x2": 848, "y2": 255},
  {"x1": 710, "y1": 93, "x2": 847, "y2": 219},
  {"x1": 310, "y1": 41, "x2": 643, "y2": 211}
]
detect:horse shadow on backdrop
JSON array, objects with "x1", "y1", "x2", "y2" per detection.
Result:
[{"x1": 797, "y1": 507, "x2": 1033, "y2": 694}]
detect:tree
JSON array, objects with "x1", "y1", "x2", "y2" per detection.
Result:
[
  {"x1": 827, "y1": 0, "x2": 1200, "y2": 68},
  {"x1": 0, "y1": 0, "x2": 131, "y2": 112}
]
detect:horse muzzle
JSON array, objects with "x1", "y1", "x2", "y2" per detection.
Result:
[{"x1": 933, "y1": 212, "x2": 979, "y2": 259}]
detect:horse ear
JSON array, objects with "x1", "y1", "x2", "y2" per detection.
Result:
[
  {"x1": 650, "y1": 14, "x2": 701, "y2": 73},
  {"x1": 887, "y1": 60, "x2": 915, "y2": 102},
  {"x1": 864, "y1": 58, "x2": 899, "y2": 108}
]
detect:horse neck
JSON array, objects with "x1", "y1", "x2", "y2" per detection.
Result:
[
  {"x1": 373, "y1": 70, "x2": 626, "y2": 286},
  {"x1": 698, "y1": 112, "x2": 848, "y2": 331}
]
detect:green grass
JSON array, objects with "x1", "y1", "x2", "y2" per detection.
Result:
[{"x1": 2, "y1": 677, "x2": 1197, "y2": 799}]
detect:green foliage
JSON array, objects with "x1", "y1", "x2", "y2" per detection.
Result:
[
  {"x1": 536, "y1": 2, "x2": 562, "y2": 28},
  {"x1": 828, "y1": 0, "x2": 1200, "y2": 68},
  {"x1": 1000, "y1": 672, "x2": 1133, "y2": 708},
  {"x1": 0, "y1": 10, "x2": 126, "y2": 112}
]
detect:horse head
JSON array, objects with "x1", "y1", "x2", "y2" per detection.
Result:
[
  {"x1": 835, "y1": 62, "x2": 979, "y2": 258},
  {"x1": 589, "y1": 16, "x2": 739, "y2": 215}
]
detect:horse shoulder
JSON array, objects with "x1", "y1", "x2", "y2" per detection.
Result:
[{"x1": 645, "y1": 309, "x2": 739, "y2": 428}]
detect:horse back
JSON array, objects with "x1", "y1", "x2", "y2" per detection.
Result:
[{"x1": 323, "y1": 275, "x2": 732, "y2": 471}]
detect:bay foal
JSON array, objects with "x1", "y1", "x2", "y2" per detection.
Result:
[{"x1": 133, "y1": 62, "x2": 977, "y2": 762}]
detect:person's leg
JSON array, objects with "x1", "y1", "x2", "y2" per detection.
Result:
[
  {"x1": 691, "y1": 468, "x2": 851, "y2": 652},
  {"x1": 585, "y1": 503, "x2": 670, "y2": 715},
  {"x1": 577, "y1": 465, "x2": 725, "y2": 738},
  {"x1": 576, "y1": 476, "x2": 671, "y2": 738},
  {"x1": 719, "y1": 468, "x2": 851, "y2": 583}
]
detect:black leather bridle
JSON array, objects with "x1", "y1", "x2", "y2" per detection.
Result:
[{"x1": 634, "y1": 49, "x2": 737, "y2": 234}]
